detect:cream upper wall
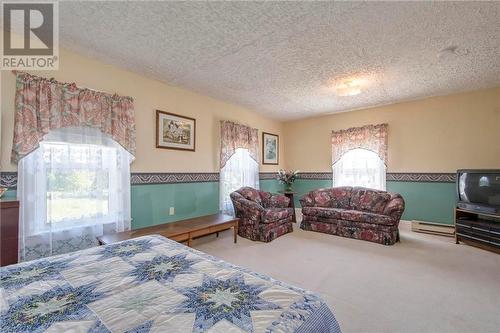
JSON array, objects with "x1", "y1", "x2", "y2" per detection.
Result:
[
  {"x1": 1, "y1": 44, "x2": 498, "y2": 174},
  {"x1": 0, "y1": 48, "x2": 285, "y2": 172},
  {"x1": 283, "y1": 87, "x2": 500, "y2": 173}
]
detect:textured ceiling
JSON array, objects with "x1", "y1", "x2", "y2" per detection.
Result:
[{"x1": 58, "y1": 1, "x2": 500, "y2": 121}]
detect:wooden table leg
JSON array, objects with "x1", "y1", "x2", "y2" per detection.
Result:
[
  {"x1": 289, "y1": 194, "x2": 296, "y2": 222},
  {"x1": 233, "y1": 223, "x2": 238, "y2": 243},
  {"x1": 216, "y1": 232, "x2": 219, "y2": 237},
  {"x1": 187, "y1": 234, "x2": 192, "y2": 247},
  {"x1": 282, "y1": 192, "x2": 297, "y2": 222}
]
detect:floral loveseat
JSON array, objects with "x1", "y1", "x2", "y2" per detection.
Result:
[
  {"x1": 230, "y1": 187, "x2": 294, "y2": 242},
  {"x1": 300, "y1": 187, "x2": 405, "y2": 245}
]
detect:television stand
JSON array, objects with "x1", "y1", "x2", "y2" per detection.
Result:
[{"x1": 455, "y1": 208, "x2": 500, "y2": 254}]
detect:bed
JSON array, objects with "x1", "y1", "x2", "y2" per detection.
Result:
[{"x1": 0, "y1": 235, "x2": 341, "y2": 333}]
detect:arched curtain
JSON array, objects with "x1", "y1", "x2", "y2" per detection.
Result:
[
  {"x1": 12, "y1": 72, "x2": 136, "y2": 261},
  {"x1": 220, "y1": 121, "x2": 259, "y2": 169},
  {"x1": 11, "y1": 72, "x2": 136, "y2": 163},
  {"x1": 219, "y1": 121, "x2": 259, "y2": 215},
  {"x1": 331, "y1": 124, "x2": 388, "y2": 190}
]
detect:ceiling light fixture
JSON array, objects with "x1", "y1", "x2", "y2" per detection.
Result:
[
  {"x1": 438, "y1": 45, "x2": 470, "y2": 60},
  {"x1": 336, "y1": 81, "x2": 361, "y2": 97}
]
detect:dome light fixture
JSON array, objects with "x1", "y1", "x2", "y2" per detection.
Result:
[
  {"x1": 336, "y1": 81, "x2": 361, "y2": 97},
  {"x1": 438, "y1": 45, "x2": 470, "y2": 60}
]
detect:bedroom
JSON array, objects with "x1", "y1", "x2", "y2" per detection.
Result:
[{"x1": 0, "y1": 1, "x2": 499, "y2": 333}]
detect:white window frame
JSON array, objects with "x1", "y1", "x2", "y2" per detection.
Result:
[
  {"x1": 219, "y1": 148, "x2": 260, "y2": 215},
  {"x1": 18, "y1": 127, "x2": 132, "y2": 236},
  {"x1": 332, "y1": 148, "x2": 386, "y2": 190}
]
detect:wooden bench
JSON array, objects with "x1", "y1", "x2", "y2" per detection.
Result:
[{"x1": 97, "y1": 213, "x2": 239, "y2": 246}]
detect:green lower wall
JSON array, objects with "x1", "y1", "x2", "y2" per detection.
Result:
[
  {"x1": 290, "y1": 179, "x2": 456, "y2": 225},
  {"x1": 260, "y1": 179, "x2": 283, "y2": 193},
  {"x1": 386, "y1": 181, "x2": 456, "y2": 225},
  {"x1": 4, "y1": 178, "x2": 455, "y2": 229},
  {"x1": 291, "y1": 179, "x2": 332, "y2": 206},
  {"x1": 4, "y1": 180, "x2": 281, "y2": 230},
  {"x1": 130, "y1": 179, "x2": 281, "y2": 229},
  {"x1": 2, "y1": 189, "x2": 17, "y2": 200},
  {"x1": 130, "y1": 182, "x2": 220, "y2": 229}
]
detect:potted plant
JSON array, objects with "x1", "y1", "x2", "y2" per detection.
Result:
[{"x1": 277, "y1": 169, "x2": 299, "y2": 192}]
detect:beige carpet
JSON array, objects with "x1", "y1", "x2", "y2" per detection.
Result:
[{"x1": 192, "y1": 220, "x2": 500, "y2": 333}]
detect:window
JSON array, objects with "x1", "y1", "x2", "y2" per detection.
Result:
[
  {"x1": 219, "y1": 148, "x2": 259, "y2": 215},
  {"x1": 18, "y1": 127, "x2": 132, "y2": 259},
  {"x1": 42, "y1": 141, "x2": 117, "y2": 229},
  {"x1": 332, "y1": 148, "x2": 386, "y2": 190}
]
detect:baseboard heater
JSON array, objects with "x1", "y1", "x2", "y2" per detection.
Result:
[{"x1": 411, "y1": 220, "x2": 455, "y2": 237}]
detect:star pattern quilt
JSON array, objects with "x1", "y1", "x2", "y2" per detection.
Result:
[{"x1": 0, "y1": 235, "x2": 341, "y2": 333}]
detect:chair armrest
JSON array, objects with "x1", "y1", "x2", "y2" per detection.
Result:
[
  {"x1": 383, "y1": 194, "x2": 405, "y2": 221},
  {"x1": 230, "y1": 194, "x2": 264, "y2": 225},
  {"x1": 260, "y1": 192, "x2": 290, "y2": 208},
  {"x1": 238, "y1": 197, "x2": 264, "y2": 212}
]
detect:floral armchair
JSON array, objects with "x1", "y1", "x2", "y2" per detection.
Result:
[{"x1": 230, "y1": 187, "x2": 294, "y2": 242}]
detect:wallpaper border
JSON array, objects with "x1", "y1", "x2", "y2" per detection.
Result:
[
  {"x1": 0, "y1": 172, "x2": 17, "y2": 189},
  {"x1": 259, "y1": 172, "x2": 278, "y2": 180},
  {"x1": 130, "y1": 172, "x2": 219, "y2": 185},
  {"x1": 386, "y1": 172, "x2": 456, "y2": 183},
  {"x1": 292, "y1": 172, "x2": 456, "y2": 183},
  {"x1": 1, "y1": 171, "x2": 456, "y2": 189}
]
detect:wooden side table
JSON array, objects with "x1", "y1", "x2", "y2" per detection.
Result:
[{"x1": 279, "y1": 191, "x2": 297, "y2": 222}]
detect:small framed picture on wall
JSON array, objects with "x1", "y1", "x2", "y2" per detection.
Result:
[
  {"x1": 262, "y1": 132, "x2": 279, "y2": 165},
  {"x1": 156, "y1": 110, "x2": 196, "y2": 151}
]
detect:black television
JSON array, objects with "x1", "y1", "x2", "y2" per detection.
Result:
[{"x1": 457, "y1": 169, "x2": 500, "y2": 216}]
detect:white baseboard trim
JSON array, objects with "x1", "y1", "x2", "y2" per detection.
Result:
[{"x1": 411, "y1": 220, "x2": 455, "y2": 237}]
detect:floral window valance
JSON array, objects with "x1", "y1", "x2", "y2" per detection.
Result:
[
  {"x1": 220, "y1": 120, "x2": 259, "y2": 168},
  {"x1": 11, "y1": 72, "x2": 136, "y2": 163},
  {"x1": 331, "y1": 123, "x2": 388, "y2": 166}
]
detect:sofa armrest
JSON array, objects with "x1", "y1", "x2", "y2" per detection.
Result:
[
  {"x1": 383, "y1": 194, "x2": 405, "y2": 221},
  {"x1": 299, "y1": 192, "x2": 315, "y2": 207},
  {"x1": 260, "y1": 192, "x2": 290, "y2": 208}
]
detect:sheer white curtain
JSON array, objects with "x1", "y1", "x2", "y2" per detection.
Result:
[
  {"x1": 219, "y1": 148, "x2": 259, "y2": 215},
  {"x1": 17, "y1": 127, "x2": 133, "y2": 261},
  {"x1": 333, "y1": 148, "x2": 386, "y2": 190}
]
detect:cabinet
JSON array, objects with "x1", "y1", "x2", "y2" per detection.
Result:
[
  {"x1": 1, "y1": 200, "x2": 19, "y2": 266},
  {"x1": 455, "y1": 208, "x2": 500, "y2": 254}
]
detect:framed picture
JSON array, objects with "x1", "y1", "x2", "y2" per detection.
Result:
[
  {"x1": 156, "y1": 110, "x2": 196, "y2": 151},
  {"x1": 262, "y1": 132, "x2": 279, "y2": 165}
]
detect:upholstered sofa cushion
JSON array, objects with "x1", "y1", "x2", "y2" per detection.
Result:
[
  {"x1": 328, "y1": 187, "x2": 353, "y2": 208},
  {"x1": 262, "y1": 208, "x2": 293, "y2": 223},
  {"x1": 340, "y1": 210, "x2": 396, "y2": 226},
  {"x1": 303, "y1": 187, "x2": 353, "y2": 208},
  {"x1": 310, "y1": 189, "x2": 335, "y2": 207},
  {"x1": 349, "y1": 187, "x2": 392, "y2": 214},
  {"x1": 303, "y1": 207, "x2": 395, "y2": 226},
  {"x1": 302, "y1": 206, "x2": 343, "y2": 219}
]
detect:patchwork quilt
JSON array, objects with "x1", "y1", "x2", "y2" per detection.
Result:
[{"x1": 1, "y1": 235, "x2": 341, "y2": 333}]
